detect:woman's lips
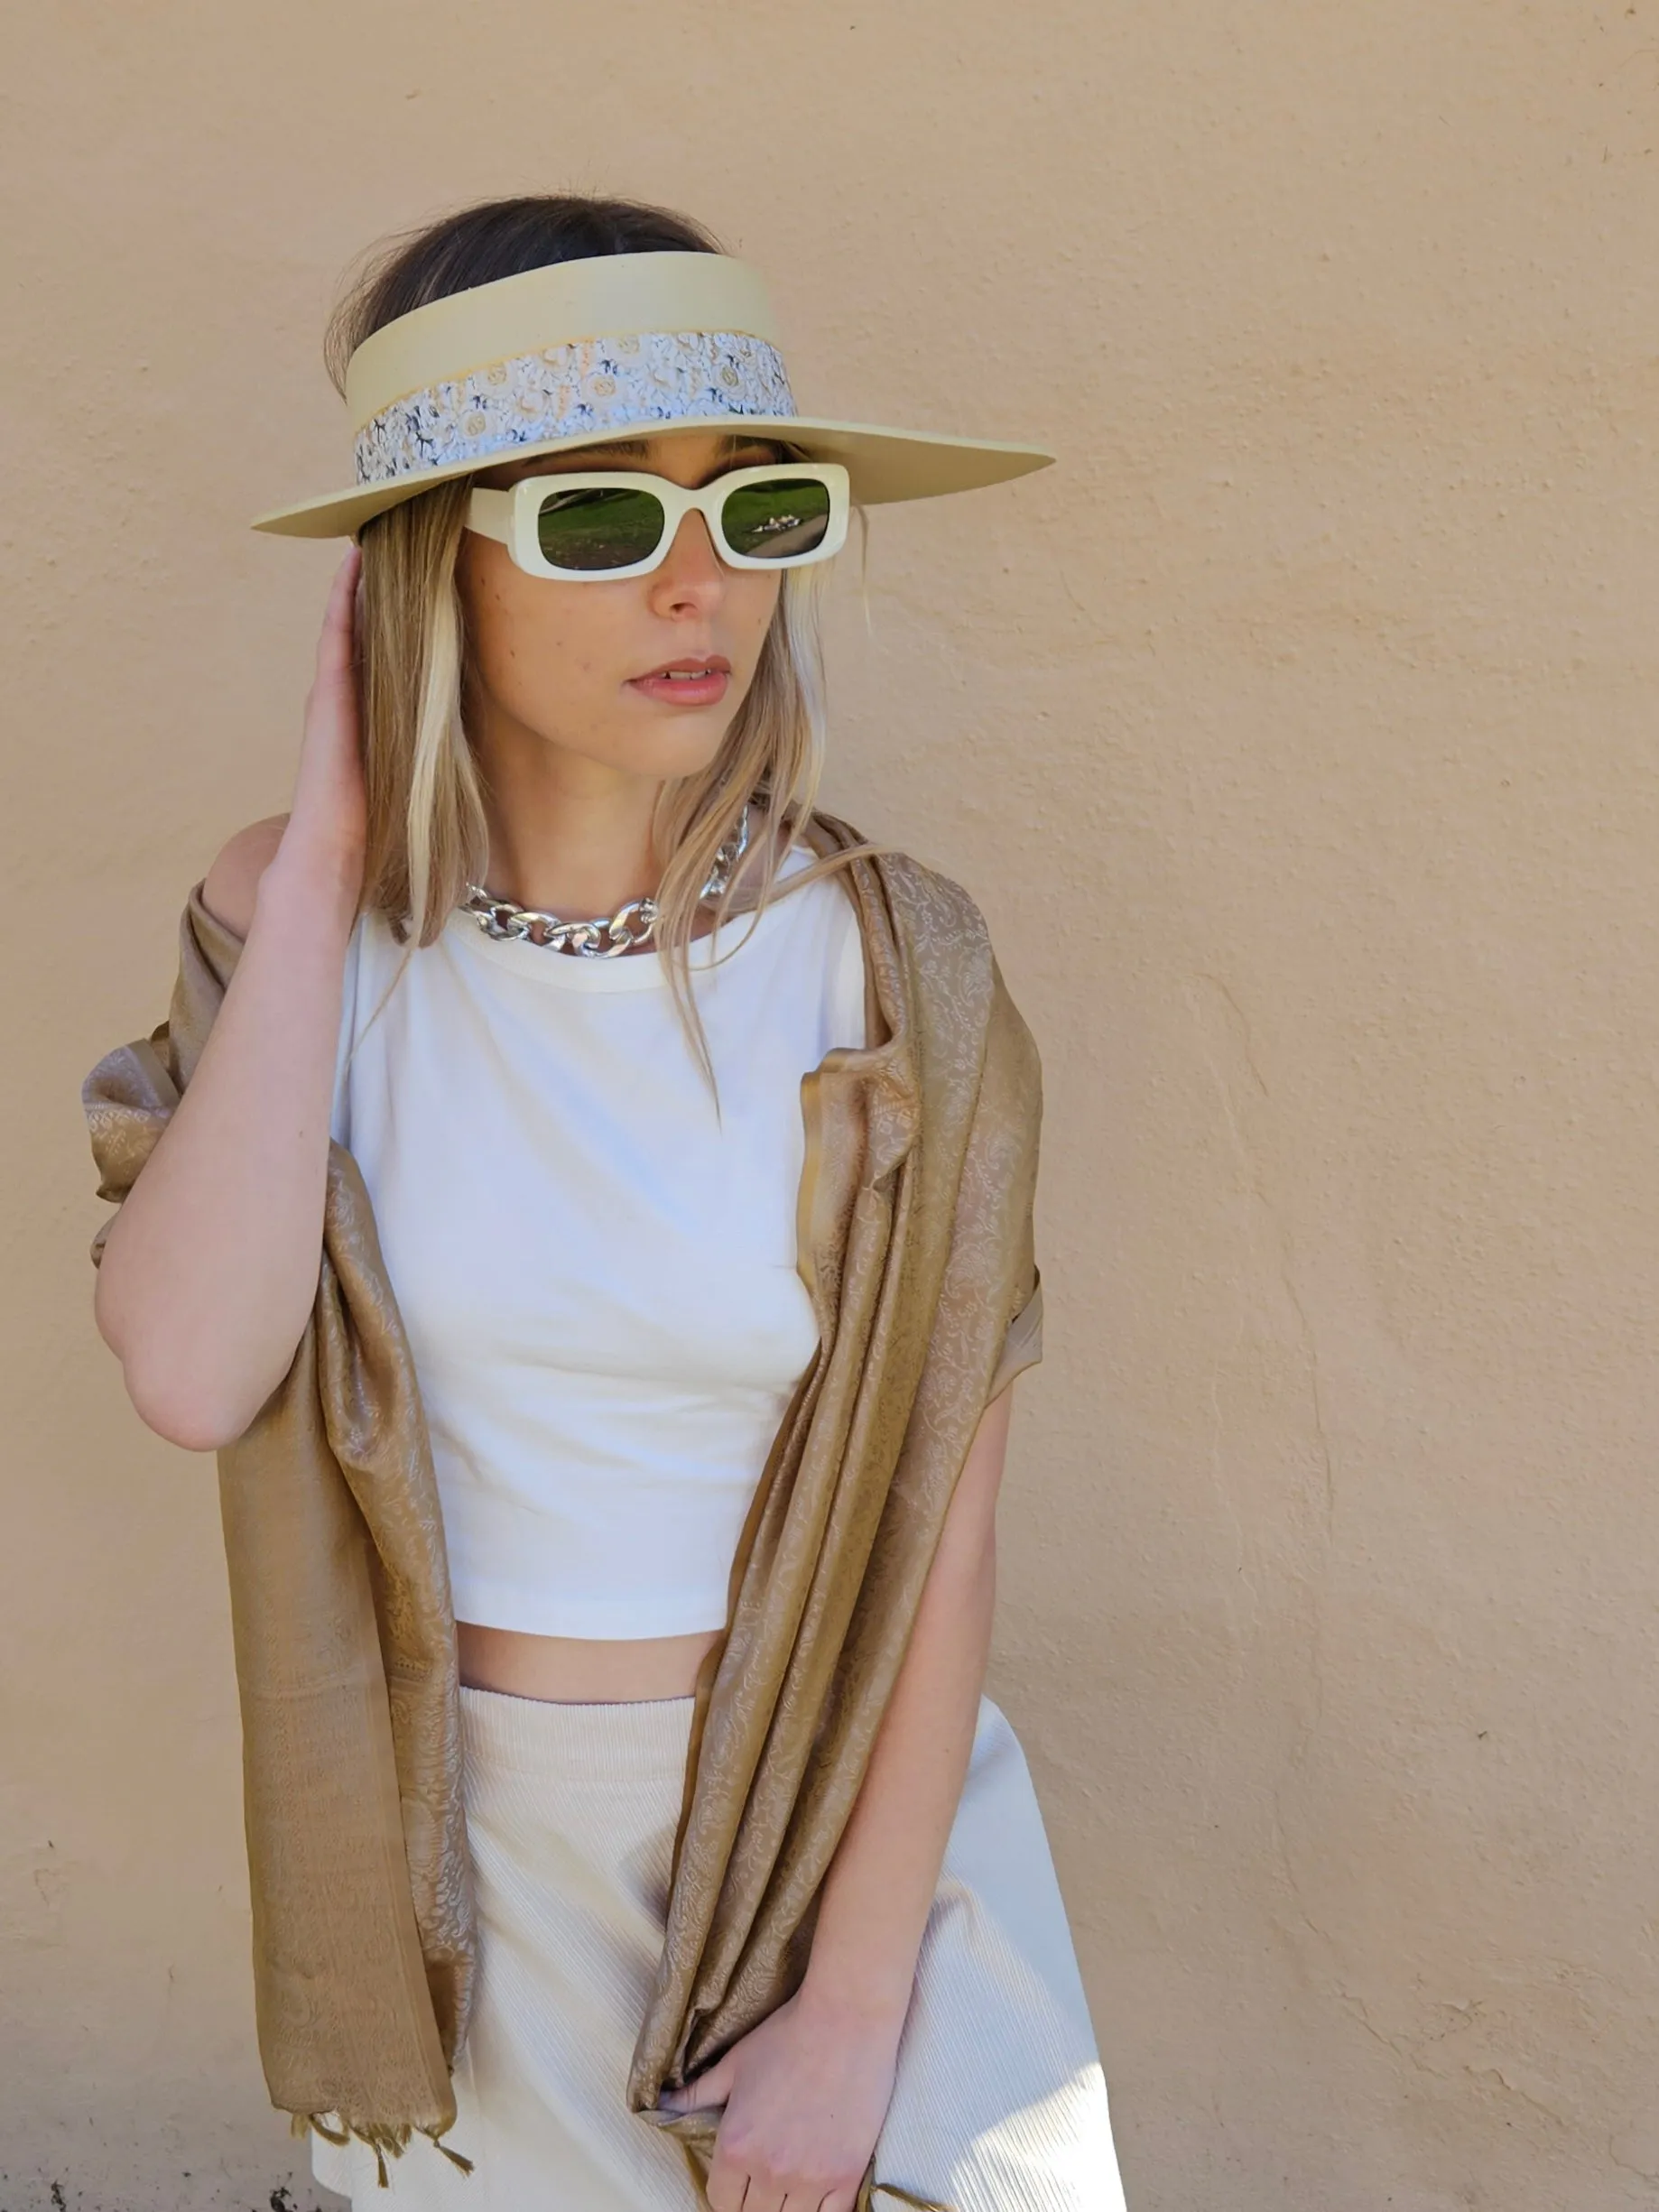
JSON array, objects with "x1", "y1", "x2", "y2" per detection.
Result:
[{"x1": 626, "y1": 657, "x2": 731, "y2": 707}]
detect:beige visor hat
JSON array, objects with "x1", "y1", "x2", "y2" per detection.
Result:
[{"x1": 251, "y1": 249, "x2": 1054, "y2": 540}]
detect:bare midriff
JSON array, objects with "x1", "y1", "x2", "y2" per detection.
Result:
[{"x1": 456, "y1": 1621, "x2": 724, "y2": 1703}]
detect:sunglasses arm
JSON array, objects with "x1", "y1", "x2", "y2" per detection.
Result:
[{"x1": 464, "y1": 486, "x2": 514, "y2": 544}]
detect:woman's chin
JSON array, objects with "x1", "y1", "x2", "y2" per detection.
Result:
[{"x1": 587, "y1": 719, "x2": 740, "y2": 783}]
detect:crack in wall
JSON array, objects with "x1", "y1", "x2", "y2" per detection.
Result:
[{"x1": 1185, "y1": 970, "x2": 1342, "y2": 2029}]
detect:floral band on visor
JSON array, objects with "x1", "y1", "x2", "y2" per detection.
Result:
[{"x1": 353, "y1": 329, "x2": 797, "y2": 486}]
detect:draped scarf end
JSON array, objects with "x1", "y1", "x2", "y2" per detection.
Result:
[{"x1": 289, "y1": 2108, "x2": 476, "y2": 2187}]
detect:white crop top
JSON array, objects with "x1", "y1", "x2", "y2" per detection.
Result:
[{"x1": 329, "y1": 842, "x2": 867, "y2": 1639}]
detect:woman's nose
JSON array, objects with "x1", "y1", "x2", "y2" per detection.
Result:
[{"x1": 647, "y1": 509, "x2": 726, "y2": 610}]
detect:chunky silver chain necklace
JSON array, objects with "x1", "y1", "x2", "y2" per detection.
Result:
[{"x1": 459, "y1": 803, "x2": 752, "y2": 958}]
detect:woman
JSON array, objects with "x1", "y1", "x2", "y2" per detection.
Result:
[{"x1": 83, "y1": 194, "x2": 1129, "y2": 2212}]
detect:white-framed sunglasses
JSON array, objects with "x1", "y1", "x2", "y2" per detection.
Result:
[{"x1": 464, "y1": 460, "x2": 851, "y2": 581}]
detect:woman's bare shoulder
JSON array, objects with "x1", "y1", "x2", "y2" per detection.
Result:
[{"x1": 200, "y1": 814, "x2": 291, "y2": 937}]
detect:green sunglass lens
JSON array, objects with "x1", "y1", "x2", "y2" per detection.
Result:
[
  {"x1": 720, "y1": 477, "x2": 833, "y2": 560},
  {"x1": 535, "y1": 486, "x2": 667, "y2": 571}
]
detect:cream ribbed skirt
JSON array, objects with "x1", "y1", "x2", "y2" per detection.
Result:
[{"x1": 310, "y1": 1687, "x2": 1127, "y2": 2211}]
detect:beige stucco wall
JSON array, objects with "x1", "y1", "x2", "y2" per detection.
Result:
[{"x1": 7, "y1": 4, "x2": 1656, "y2": 2207}]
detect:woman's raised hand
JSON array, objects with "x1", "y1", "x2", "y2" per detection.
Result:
[{"x1": 285, "y1": 544, "x2": 368, "y2": 885}]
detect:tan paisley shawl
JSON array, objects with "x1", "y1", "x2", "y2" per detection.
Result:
[{"x1": 80, "y1": 807, "x2": 1045, "y2": 2210}]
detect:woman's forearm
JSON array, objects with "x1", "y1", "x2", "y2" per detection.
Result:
[
  {"x1": 93, "y1": 832, "x2": 359, "y2": 1451},
  {"x1": 93, "y1": 551, "x2": 368, "y2": 1457},
  {"x1": 799, "y1": 1384, "x2": 1015, "y2": 2031}
]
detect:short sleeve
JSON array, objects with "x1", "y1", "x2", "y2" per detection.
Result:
[
  {"x1": 985, "y1": 1270, "x2": 1043, "y2": 1402},
  {"x1": 976, "y1": 950, "x2": 1044, "y2": 1408},
  {"x1": 329, "y1": 912, "x2": 365, "y2": 1150},
  {"x1": 826, "y1": 875, "x2": 867, "y2": 1051}
]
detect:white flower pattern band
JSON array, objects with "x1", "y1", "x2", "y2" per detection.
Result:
[{"x1": 353, "y1": 329, "x2": 797, "y2": 486}]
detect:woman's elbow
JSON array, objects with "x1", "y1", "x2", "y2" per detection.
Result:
[
  {"x1": 119, "y1": 1355, "x2": 251, "y2": 1453},
  {"x1": 92, "y1": 1254, "x2": 277, "y2": 1451}
]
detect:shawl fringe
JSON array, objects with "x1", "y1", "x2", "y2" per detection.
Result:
[{"x1": 290, "y1": 2108, "x2": 476, "y2": 2188}]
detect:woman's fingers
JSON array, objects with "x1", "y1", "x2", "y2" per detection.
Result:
[
  {"x1": 690, "y1": 1987, "x2": 891, "y2": 2212},
  {"x1": 287, "y1": 543, "x2": 369, "y2": 878},
  {"x1": 312, "y1": 544, "x2": 362, "y2": 689},
  {"x1": 706, "y1": 2168, "x2": 778, "y2": 2212},
  {"x1": 658, "y1": 2055, "x2": 735, "y2": 2114}
]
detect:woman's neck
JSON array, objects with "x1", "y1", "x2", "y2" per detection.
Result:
[
  {"x1": 472, "y1": 723, "x2": 789, "y2": 939},
  {"x1": 467, "y1": 699, "x2": 653, "y2": 912}
]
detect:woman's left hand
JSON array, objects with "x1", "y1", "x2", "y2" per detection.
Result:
[{"x1": 654, "y1": 1981, "x2": 906, "y2": 2212}]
